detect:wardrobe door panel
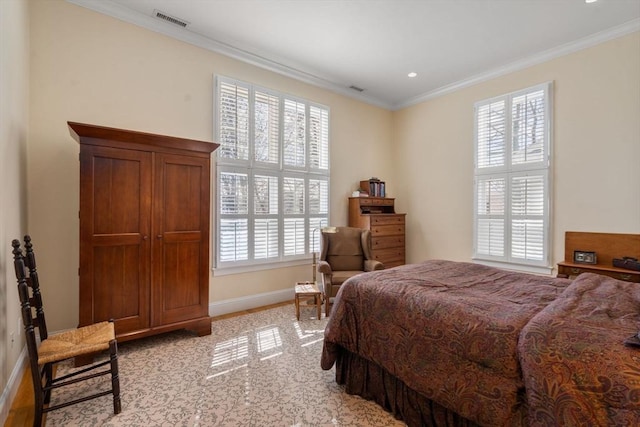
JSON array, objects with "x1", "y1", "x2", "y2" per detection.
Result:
[
  {"x1": 79, "y1": 146, "x2": 152, "y2": 334},
  {"x1": 152, "y1": 154, "x2": 210, "y2": 326}
]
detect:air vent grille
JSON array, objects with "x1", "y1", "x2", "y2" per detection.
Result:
[
  {"x1": 349, "y1": 85, "x2": 365, "y2": 92},
  {"x1": 153, "y1": 9, "x2": 189, "y2": 28}
]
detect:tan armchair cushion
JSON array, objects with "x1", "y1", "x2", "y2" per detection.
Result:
[
  {"x1": 323, "y1": 227, "x2": 366, "y2": 271},
  {"x1": 326, "y1": 255, "x2": 363, "y2": 271}
]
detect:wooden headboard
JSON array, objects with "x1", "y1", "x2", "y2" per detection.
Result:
[{"x1": 564, "y1": 232, "x2": 640, "y2": 266}]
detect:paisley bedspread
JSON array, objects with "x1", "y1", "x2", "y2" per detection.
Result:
[
  {"x1": 519, "y1": 272, "x2": 640, "y2": 426},
  {"x1": 321, "y1": 261, "x2": 640, "y2": 426},
  {"x1": 321, "y1": 260, "x2": 572, "y2": 426}
]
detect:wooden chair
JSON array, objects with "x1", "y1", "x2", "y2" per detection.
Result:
[{"x1": 12, "y1": 236, "x2": 121, "y2": 426}]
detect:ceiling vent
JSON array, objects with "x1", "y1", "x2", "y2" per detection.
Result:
[
  {"x1": 349, "y1": 85, "x2": 365, "y2": 92},
  {"x1": 153, "y1": 10, "x2": 189, "y2": 28}
]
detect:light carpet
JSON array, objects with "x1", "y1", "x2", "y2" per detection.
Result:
[{"x1": 46, "y1": 304, "x2": 406, "y2": 426}]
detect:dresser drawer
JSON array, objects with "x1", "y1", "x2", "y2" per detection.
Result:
[
  {"x1": 373, "y1": 247, "x2": 405, "y2": 263},
  {"x1": 371, "y1": 224, "x2": 404, "y2": 237},
  {"x1": 372, "y1": 235, "x2": 405, "y2": 250},
  {"x1": 557, "y1": 264, "x2": 640, "y2": 283},
  {"x1": 371, "y1": 215, "x2": 404, "y2": 225}
]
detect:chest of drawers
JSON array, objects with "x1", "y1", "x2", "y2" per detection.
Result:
[{"x1": 348, "y1": 197, "x2": 406, "y2": 268}]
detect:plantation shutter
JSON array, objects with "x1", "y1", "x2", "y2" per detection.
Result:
[
  {"x1": 254, "y1": 91, "x2": 279, "y2": 164},
  {"x1": 476, "y1": 100, "x2": 505, "y2": 169},
  {"x1": 511, "y1": 174, "x2": 545, "y2": 261},
  {"x1": 474, "y1": 82, "x2": 551, "y2": 271},
  {"x1": 283, "y1": 177, "x2": 305, "y2": 256},
  {"x1": 309, "y1": 106, "x2": 329, "y2": 170},
  {"x1": 219, "y1": 82, "x2": 249, "y2": 160},
  {"x1": 219, "y1": 171, "x2": 249, "y2": 262},
  {"x1": 254, "y1": 174, "x2": 279, "y2": 260},
  {"x1": 476, "y1": 176, "x2": 505, "y2": 257},
  {"x1": 283, "y1": 99, "x2": 306, "y2": 167},
  {"x1": 215, "y1": 76, "x2": 330, "y2": 271}
]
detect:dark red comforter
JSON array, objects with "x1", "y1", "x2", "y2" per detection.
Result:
[
  {"x1": 321, "y1": 260, "x2": 640, "y2": 426},
  {"x1": 519, "y1": 272, "x2": 640, "y2": 426}
]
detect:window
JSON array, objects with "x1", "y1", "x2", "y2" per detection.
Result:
[
  {"x1": 473, "y1": 82, "x2": 552, "y2": 273},
  {"x1": 215, "y1": 76, "x2": 330, "y2": 272}
]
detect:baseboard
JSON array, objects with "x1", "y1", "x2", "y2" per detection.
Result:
[
  {"x1": 209, "y1": 288, "x2": 294, "y2": 317},
  {"x1": 0, "y1": 346, "x2": 27, "y2": 425}
]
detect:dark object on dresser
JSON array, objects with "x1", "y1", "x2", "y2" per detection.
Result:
[{"x1": 613, "y1": 256, "x2": 640, "y2": 271}]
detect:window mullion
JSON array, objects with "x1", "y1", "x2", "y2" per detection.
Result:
[
  {"x1": 247, "y1": 168, "x2": 254, "y2": 261},
  {"x1": 305, "y1": 103, "x2": 311, "y2": 254},
  {"x1": 247, "y1": 88, "x2": 255, "y2": 262},
  {"x1": 305, "y1": 176, "x2": 310, "y2": 255},
  {"x1": 505, "y1": 173, "x2": 513, "y2": 263},
  {"x1": 278, "y1": 94, "x2": 285, "y2": 260},
  {"x1": 305, "y1": 103, "x2": 311, "y2": 173},
  {"x1": 504, "y1": 95, "x2": 513, "y2": 262}
]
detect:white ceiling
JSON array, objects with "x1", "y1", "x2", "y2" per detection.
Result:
[{"x1": 71, "y1": 0, "x2": 640, "y2": 110}]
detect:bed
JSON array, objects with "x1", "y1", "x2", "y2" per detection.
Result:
[{"x1": 320, "y1": 260, "x2": 640, "y2": 427}]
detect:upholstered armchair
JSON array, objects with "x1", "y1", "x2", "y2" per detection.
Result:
[{"x1": 317, "y1": 226, "x2": 384, "y2": 316}]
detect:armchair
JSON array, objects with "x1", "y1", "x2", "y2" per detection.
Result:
[{"x1": 317, "y1": 226, "x2": 384, "y2": 316}]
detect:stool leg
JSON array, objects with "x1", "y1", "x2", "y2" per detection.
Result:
[
  {"x1": 295, "y1": 295, "x2": 300, "y2": 320},
  {"x1": 316, "y1": 294, "x2": 321, "y2": 319}
]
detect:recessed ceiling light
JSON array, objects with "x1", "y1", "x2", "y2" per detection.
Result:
[
  {"x1": 585, "y1": 0, "x2": 597, "y2": 3},
  {"x1": 408, "y1": 72, "x2": 417, "y2": 78}
]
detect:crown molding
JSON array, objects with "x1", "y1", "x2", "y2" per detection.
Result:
[
  {"x1": 393, "y1": 18, "x2": 640, "y2": 110},
  {"x1": 67, "y1": 1, "x2": 638, "y2": 112},
  {"x1": 66, "y1": 0, "x2": 393, "y2": 110}
]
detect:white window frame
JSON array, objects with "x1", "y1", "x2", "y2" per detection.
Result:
[
  {"x1": 473, "y1": 82, "x2": 553, "y2": 275},
  {"x1": 214, "y1": 76, "x2": 330, "y2": 275}
]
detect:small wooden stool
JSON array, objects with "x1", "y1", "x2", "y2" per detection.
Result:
[{"x1": 294, "y1": 282, "x2": 322, "y2": 320}]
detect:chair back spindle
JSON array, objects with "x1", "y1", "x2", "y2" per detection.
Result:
[
  {"x1": 12, "y1": 239, "x2": 43, "y2": 391},
  {"x1": 23, "y1": 235, "x2": 48, "y2": 340}
]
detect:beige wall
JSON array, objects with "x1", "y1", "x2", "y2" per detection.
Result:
[
  {"x1": 28, "y1": 0, "x2": 393, "y2": 331},
  {"x1": 392, "y1": 32, "x2": 640, "y2": 266},
  {"x1": 4, "y1": 0, "x2": 638, "y2": 413},
  {"x1": 0, "y1": 0, "x2": 30, "y2": 420}
]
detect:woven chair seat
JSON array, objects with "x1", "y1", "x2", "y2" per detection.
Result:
[{"x1": 38, "y1": 321, "x2": 115, "y2": 364}]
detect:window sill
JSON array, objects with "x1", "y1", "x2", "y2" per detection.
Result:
[
  {"x1": 472, "y1": 258, "x2": 554, "y2": 276},
  {"x1": 213, "y1": 258, "x2": 311, "y2": 277}
]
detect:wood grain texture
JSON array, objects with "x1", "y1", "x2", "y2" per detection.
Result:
[
  {"x1": 558, "y1": 232, "x2": 640, "y2": 282},
  {"x1": 73, "y1": 122, "x2": 217, "y2": 342},
  {"x1": 348, "y1": 197, "x2": 406, "y2": 267}
]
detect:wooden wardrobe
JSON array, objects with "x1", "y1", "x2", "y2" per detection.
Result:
[{"x1": 69, "y1": 122, "x2": 219, "y2": 342}]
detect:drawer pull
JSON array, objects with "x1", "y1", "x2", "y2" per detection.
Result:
[
  {"x1": 571, "y1": 268, "x2": 581, "y2": 274},
  {"x1": 620, "y1": 274, "x2": 632, "y2": 281}
]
